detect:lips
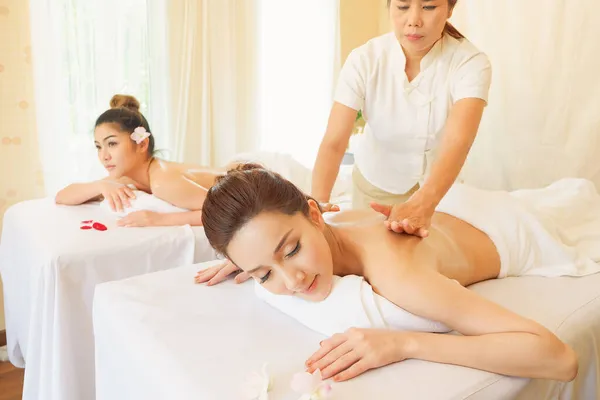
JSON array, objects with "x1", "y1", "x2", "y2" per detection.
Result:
[
  {"x1": 304, "y1": 276, "x2": 318, "y2": 294},
  {"x1": 406, "y1": 34, "x2": 423, "y2": 41}
]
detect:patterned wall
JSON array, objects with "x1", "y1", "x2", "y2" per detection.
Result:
[{"x1": 0, "y1": 0, "x2": 44, "y2": 330}]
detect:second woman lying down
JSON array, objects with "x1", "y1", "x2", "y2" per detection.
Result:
[{"x1": 197, "y1": 163, "x2": 600, "y2": 383}]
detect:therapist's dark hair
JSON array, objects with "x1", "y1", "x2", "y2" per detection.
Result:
[
  {"x1": 387, "y1": 0, "x2": 465, "y2": 40},
  {"x1": 201, "y1": 163, "x2": 322, "y2": 258},
  {"x1": 95, "y1": 94, "x2": 155, "y2": 157}
]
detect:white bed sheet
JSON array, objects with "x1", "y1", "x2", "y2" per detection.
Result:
[
  {"x1": 93, "y1": 261, "x2": 600, "y2": 400},
  {"x1": 0, "y1": 198, "x2": 217, "y2": 400}
]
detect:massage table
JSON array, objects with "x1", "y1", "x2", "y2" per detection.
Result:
[
  {"x1": 93, "y1": 260, "x2": 600, "y2": 400},
  {"x1": 0, "y1": 198, "x2": 217, "y2": 400}
]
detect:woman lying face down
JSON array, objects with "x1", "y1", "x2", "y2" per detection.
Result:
[
  {"x1": 54, "y1": 94, "x2": 232, "y2": 227},
  {"x1": 200, "y1": 164, "x2": 578, "y2": 383}
]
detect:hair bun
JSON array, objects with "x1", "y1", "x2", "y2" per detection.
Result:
[
  {"x1": 110, "y1": 94, "x2": 140, "y2": 112},
  {"x1": 228, "y1": 162, "x2": 265, "y2": 174}
]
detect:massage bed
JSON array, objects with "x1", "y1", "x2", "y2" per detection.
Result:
[
  {"x1": 0, "y1": 197, "x2": 216, "y2": 400},
  {"x1": 93, "y1": 260, "x2": 600, "y2": 400},
  {"x1": 0, "y1": 153, "x2": 353, "y2": 400}
]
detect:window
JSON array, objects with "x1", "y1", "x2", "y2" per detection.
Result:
[
  {"x1": 30, "y1": 0, "x2": 169, "y2": 193},
  {"x1": 256, "y1": 0, "x2": 340, "y2": 168}
]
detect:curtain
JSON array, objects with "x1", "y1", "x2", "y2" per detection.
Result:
[
  {"x1": 450, "y1": 0, "x2": 600, "y2": 190},
  {"x1": 256, "y1": 0, "x2": 341, "y2": 168},
  {"x1": 29, "y1": 0, "x2": 170, "y2": 196},
  {"x1": 168, "y1": 0, "x2": 260, "y2": 167}
]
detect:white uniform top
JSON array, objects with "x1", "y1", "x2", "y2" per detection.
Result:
[{"x1": 334, "y1": 32, "x2": 492, "y2": 194}]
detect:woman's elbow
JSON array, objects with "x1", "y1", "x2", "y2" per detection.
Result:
[
  {"x1": 556, "y1": 343, "x2": 578, "y2": 382},
  {"x1": 545, "y1": 338, "x2": 578, "y2": 382},
  {"x1": 54, "y1": 191, "x2": 68, "y2": 205}
]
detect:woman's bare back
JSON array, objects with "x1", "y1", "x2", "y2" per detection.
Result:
[
  {"x1": 327, "y1": 209, "x2": 501, "y2": 287},
  {"x1": 149, "y1": 159, "x2": 226, "y2": 191}
]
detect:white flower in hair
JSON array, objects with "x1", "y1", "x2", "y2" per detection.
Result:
[{"x1": 130, "y1": 126, "x2": 151, "y2": 144}]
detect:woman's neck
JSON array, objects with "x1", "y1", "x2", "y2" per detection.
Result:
[
  {"x1": 125, "y1": 157, "x2": 156, "y2": 192},
  {"x1": 323, "y1": 224, "x2": 364, "y2": 277}
]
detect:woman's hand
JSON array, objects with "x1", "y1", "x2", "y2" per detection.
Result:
[
  {"x1": 319, "y1": 202, "x2": 340, "y2": 213},
  {"x1": 305, "y1": 328, "x2": 407, "y2": 382},
  {"x1": 370, "y1": 197, "x2": 434, "y2": 238},
  {"x1": 117, "y1": 211, "x2": 161, "y2": 227},
  {"x1": 97, "y1": 180, "x2": 136, "y2": 212},
  {"x1": 194, "y1": 260, "x2": 251, "y2": 286}
]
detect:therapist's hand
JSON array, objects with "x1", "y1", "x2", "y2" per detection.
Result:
[
  {"x1": 319, "y1": 202, "x2": 340, "y2": 213},
  {"x1": 194, "y1": 260, "x2": 251, "y2": 286},
  {"x1": 370, "y1": 198, "x2": 433, "y2": 238}
]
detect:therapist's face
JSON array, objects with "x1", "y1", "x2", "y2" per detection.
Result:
[
  {"x1": 226, "y1": 202, "x2": 335, "y2": 302},
  {"x1": 389, "y1": 0, "x2": 452, "y2": 54}
]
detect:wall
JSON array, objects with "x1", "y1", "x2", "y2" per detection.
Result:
[
  {"x1": 339, "y1": 0, "x2": 389, "y2": 63},
  {"x1": 0, "y1": 0, "x2": 44, "y2": 331}
]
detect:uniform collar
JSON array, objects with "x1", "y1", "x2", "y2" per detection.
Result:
[{"x1": 391, "y1": 33, "x2": 446, "y2": 84}]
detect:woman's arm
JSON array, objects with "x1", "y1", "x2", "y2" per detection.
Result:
[
  {"x1": 375, "y1": 266, "x2": 577, "y2": 381},
  {"x1": 55, "y1": 176, "x2": 137, "y2": 208},
  {"x1": 413, "y1": 97, "x2": 486, "y2": 209},
  {"x1": 117, "y1": 210, "x2": 203, "y2": 227},
  {"x1": 309, "y1": 264, "x2": 577, "y2": 382},
  {"x1": 55, "y1": 181, "x2": 104, "y2": 205},
  {"x1": 311, "y1": 102, "x2": 357, "y2": 203}
]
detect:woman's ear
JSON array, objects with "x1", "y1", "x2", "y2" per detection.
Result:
[
  {"x1": 307, "y1": 198, "x2": 325, "y2": 229},
  {"x1": 136, "y1": 137, "x2": 150, "y2": 155}
]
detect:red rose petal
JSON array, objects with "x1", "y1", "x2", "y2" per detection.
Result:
[
  {"x1": 80, "y1": 226, "x2": 92, "y2": 230},
  {"x1": 92, "y1": 222, "x2": 107, "y2": 231},
  {"x1": 81, "y1": 220, "x2": 93, "y2": 224}
]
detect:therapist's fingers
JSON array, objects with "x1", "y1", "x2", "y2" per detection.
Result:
[
  {"x1": 415, "y1": 227, "x2": 429, "y2": 238},
  {"x1": 389, "y1": 220, "x2": 405, "y2": 233},
  {"x1": 369, "y1": 202, "x2": 392, "y2": 217}
]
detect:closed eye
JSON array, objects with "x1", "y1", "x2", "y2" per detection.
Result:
[
  {"x1": 286, "y1": 241, "x2": 301, "y2": 258},
  {"x1": 260, "y1": 271, "x2": 271, "y2": 284},
  {"x1": 423, "y1": 6, "x2": 437, "y2": 10}
]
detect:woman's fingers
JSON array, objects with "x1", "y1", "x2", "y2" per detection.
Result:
[
  {"x1": 117, "y1": 190, "x2": 131, "y2": 208},
  {"x1": 124, "y1": 186, "x2": 136, "y2": 199},
  {"x1": 111, "y1": 194, "x2": 124, "y2": 212},
  {"x1": 207, "y1": 262, "x2": 241, "y2": 286},
  {"x1": 234, "y1": 271, "x2": 251, "y2": 284}
]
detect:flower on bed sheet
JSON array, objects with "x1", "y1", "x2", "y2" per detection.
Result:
[
  {"x1": 241, "y1": 363, "x2": 272, "y2": 400},
  {"x1": 290, "y1": 369, "x2": 332, "y2": 400},
  {"x1": 130, "y1": 126, "x2": 151, "y2": 144}
]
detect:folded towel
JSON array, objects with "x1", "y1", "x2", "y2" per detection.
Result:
[
  {"x1": 254, "y1": 275, "x2": 451, "y2": 337},
  {"x1": 100, "y1": 189, "x2": 189, "y2": 218}
]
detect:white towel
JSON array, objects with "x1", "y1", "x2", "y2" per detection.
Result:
[
  {"x1": 254, "y1": 275, "x2": 451, "y2": 337},
  {"x1": 436, "y1": 178, "x2": 600, "y2": 278},
  {"x1": 100, "y1": 190, "x2": 189, "y2": 218}
]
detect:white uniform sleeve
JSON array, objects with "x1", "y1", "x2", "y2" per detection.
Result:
[
  {"x1": 333, "y1": 49, "x2": 367, "y2": 111},
  {"x1": 450, "y1": 52, "x2": 492, "y2": 105}
]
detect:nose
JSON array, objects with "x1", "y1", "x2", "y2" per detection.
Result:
[
  {"x1": 99, "y1": 148, "x2": 110, "y2": 161},
  {"x1": 407, "y1": 6, "x2": 423, "y2": 27},
  {"x1": 282, "y1": 267, "x2": 307, "y2": 292}
]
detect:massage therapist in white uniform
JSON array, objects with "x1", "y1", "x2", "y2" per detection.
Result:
[{"x1": 312, "y1": 0, "x2": 492, "y2": 238}]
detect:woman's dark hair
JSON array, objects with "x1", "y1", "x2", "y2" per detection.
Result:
[
  {"x1": 202, "y1": 163, "x2": 320, "y2": 258},
  {"x1": 387, "y1": 0, "x2": 465, "y2": 40},
  {"x1": 95, "y1": 94, "x2": 155, "y2": 157}
]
